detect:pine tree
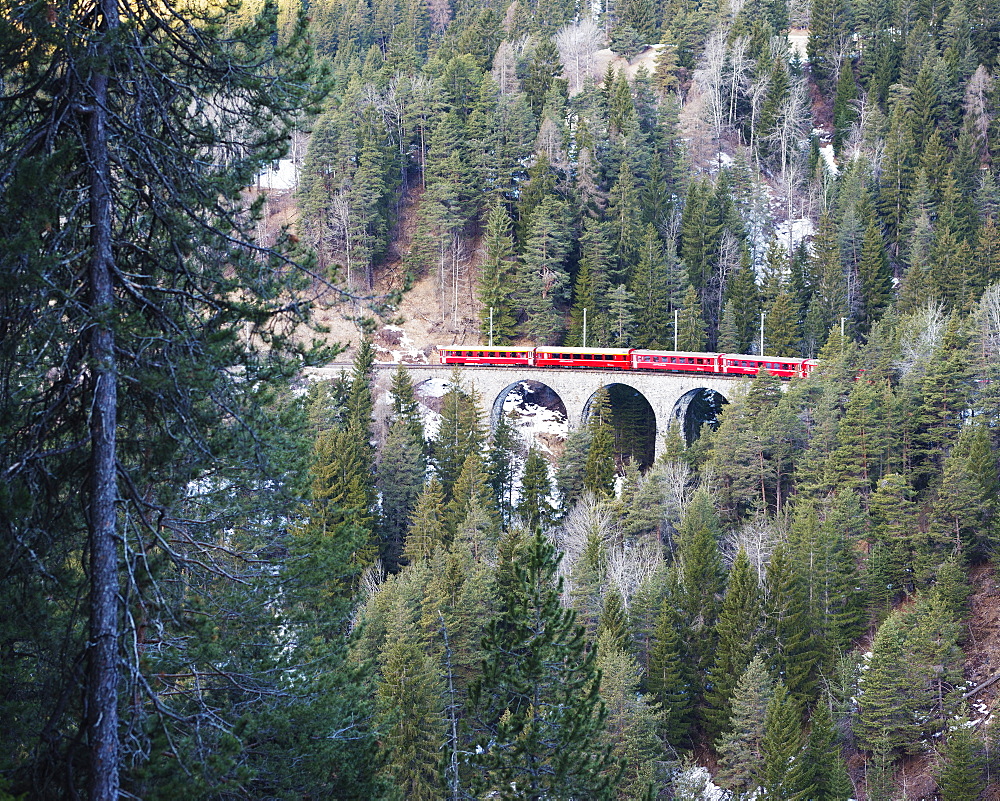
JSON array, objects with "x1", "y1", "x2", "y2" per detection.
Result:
[
  {"x1": 479, "y1": 200, "x2": 519, "y2": 344},
  {"x1": 514, "y1": 195, "x2": 572, "y2": 343},
  {"x1": 703, "y1": 549, "x2": 763, "y2": 741},
  {"x1": 765, "y1": 290, "x2": 801, "y2": 357},
  {"x1": 390, "y1": 363, "x2": 426, "y2": 451},
  {"x1": 375, "y1": 625, "x2": 445, "y2": 799},
  {"x1": 433, "y1": 376, "x2": 485, "y2": 501},
  {"x1": 519, "y1": 447, "x2": 554, "y2": 531},
  {"x1": 628, "y1": 225, "x2": 670, "y2": 348},
  {"x1": 676, "y1": 489, "x2": 724, "y2": 691},
  {"x1": 607, "y1": 162, "x2": 644, "y2": 283},
  {"x1": 379, "y1": 419, "x2": 426, "y2": 572},
  {"x1": 857, "y1": 219, "x2": 893, "y2": 333},
  {"x1": 677, "y1": 283, "x2": 707, "y2": 352},
  {"x1": 488, "y1": 411, "x2": 522, "y2": 531},
  {"x1": 805, "y1": 213, "x2": 848, "y2": 356},
  {"x1": 724, "y1": 251, "x2": 762, "y2": 354},
  {"x1": 764, "y1": 544, "x2": 821, "y2": 710},
  {"x1": 585, "y1": 389, "x2": 617, "y2": 497},
  {"x1": 788, "y1": 701, "x2": 852, "y2": 800},
  {"x1": 878, "y1": 98, "x2": 917, "y2": 259},
  {"x1": 595, "y1": 630, "x2": 662, "y2": 799},
  {"x1": 654, "y1": 30, "x2": 681, "y2": 95},
  {"x1": 567, "y1": 219, "x2": 612, "y2": 346},
  {"x1": 867, "y1": 473, "x2": 915, "y2": 606},
  {"x1": 913, "y1": 313, "x2": 972, "y2": 492},
  {"x1": 716, "y1": 654, "x2": 773, "y2": 798},
  {"x1": 646, "y1": 599, "x2": 695, "y2": 745},
  {"x1": 445, "y1": 452, "x2": 499, "y2": 545},
  {"x1": 832, "y1": 62, "x2": 859, "y2": 155},
  {"x1": 468, "y1": 530, "x2": 618, "y2": 798},
  {"x1": 937, "y1": 720, "x2": 985, "y2": 801},
  {"x1": 404, "y1": 479, "x2": 447, "y2": 563},
  {"x1": 760, "y1": 680, "x2": 804, "y2": 800}
]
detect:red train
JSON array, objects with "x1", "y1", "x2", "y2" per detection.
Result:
[{"x1": 437, "y1": 346, "x2": 818, "y2": 379}]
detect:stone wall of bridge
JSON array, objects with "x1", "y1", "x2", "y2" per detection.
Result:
[
  {"x1": 300, "y1": 363, "x2": 756, "y2": 460},
  {"x1": 352, "y1": 364, "x2": 748, "y2": 455}
]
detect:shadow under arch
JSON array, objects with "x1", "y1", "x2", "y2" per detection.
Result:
[
  {"x1": 582, "y1": 383, "x2": 657, "y2": 471},
  {"x1": 670, "y1": 387, "x2": 729, "y2": 444}
]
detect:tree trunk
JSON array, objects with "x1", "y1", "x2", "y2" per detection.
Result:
[{"x1": 87, "y1": 2, "x2": 121, "y2": 796}]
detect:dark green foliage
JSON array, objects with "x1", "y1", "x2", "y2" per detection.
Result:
[
  {"x1": 676, "y1": 489, "x2": 724, "y2": 697},
  {"x1": 479, "y1": 200, "x2": 519, "y2": 345},
  {"x1": 585, "y1": 389, "x2": 617, "y2": 497},
  {"x1": 760, "y1": 680, "x2": 804, "y2": 800},
  {"x1": 488, "y1": 411, "x2": 522, "y2": 530},
  {"x1": 375, "y1": 628, "x2": 445, "y2": 799},
  {"x1": 724, "y1": 251, "x2": 762, "y2": 354},
  {"x1": 789, "y1": 701, "x2": 852, "y2": 800},
  {"x1": 856, "y1": 595, "x2": 965, "y2": 753},
  {"x1": 519, "y1": 447, "x2": 555, "y2": 531},
  {"x1": 404, "y1": 478, "x2": 447, "y2": 563},
  {"x1": 514, "y1": 195, "x2": 573, "y2": 343},
  {"x1": 937, "y1": 721, "x2": 985, "y2": 801},
  {"x1": 703, "y1": 549, "x2": 763, "y2": 741},
  {"x1": 764, "y1": 544, "x2": 821, "y2": 710},
  {"x1": 716, "y1": 655, "x2": 772, "y2": 798},
  {"x1": 380, "y1": 418, "x2": 426, "y2": 571},
  {"x1": 646, "y1": 599, "x2": 695, "y2": 745},
  {"x1": 468, "y1": 530, "x2": 618, "y2": 798},
  {"x1": 433, "y1": 375, "x2": 485, "y2": 500},
  {"x1": 832, "y1": 63, "x2": 858, "y2": 155}
]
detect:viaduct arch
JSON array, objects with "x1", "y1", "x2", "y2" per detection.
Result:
[{"x1": 304, "y1": 364, "x2": 756, "y2": 460}]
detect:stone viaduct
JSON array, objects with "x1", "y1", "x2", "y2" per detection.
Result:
[{"x1": 307, "y1": 362, "x2": 755, "y2": 460}]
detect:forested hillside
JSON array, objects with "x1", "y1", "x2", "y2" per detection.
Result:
[{"x1": 4, "y1": 0, "x2": 1000, "y2": 798}]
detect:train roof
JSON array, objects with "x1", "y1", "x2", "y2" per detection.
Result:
[
  {"x1": 715, "y1": 353, "x2": 809, "y2": 362},
  {"x1": 534, "y1": 347, "x2": 632, "y2": 355},
  {"x1": 631, "y1": 350, "x2": 720, "y2": 358},
  {"x1": 437, "y1": 345, "x2": 535, "y2": 351}
]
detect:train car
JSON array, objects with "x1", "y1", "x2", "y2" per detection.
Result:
[
  {"x1": 437, "y1": 346, "x2": 535, "y2": 366},
  {"x1": 533, "y1": 347, "x2": 632, "y2": 370},
  {"x1": 719, "y1": 354, "x2": 811, "y2": 379},
  {"x1": 631, "y1": 350, "x2": 724, "y2": 373}
]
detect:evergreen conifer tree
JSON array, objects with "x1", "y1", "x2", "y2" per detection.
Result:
[
  {"x1": 434, "y1": 376, "x2": 485, "y2": 500},
  {"x1": 703, "y1": 549, "x2": 763, "y2": 741},
  {"x1": 646, "y1": 599, "x2": 695, "y2": 745},
  {"x1": 468, "y1": 530, "x2": 618, "y2": 798},
  {"x1": 585, "y1": 389, "x2": 617, "y2": 497},
  {"x1": 479, "y1": 200, "x2": 519, "y2": 344},
  {"x1": 404, "y1": 479, "x2": 447, "y2": 563},
  {"x1": 937, "y1": 720, "x2": 985, "y2": 801},
  {"x1": 519, "y1": 447, "x2": 555, "y2": 530},
  {"x1": 716, "y1": 654, "x2": 772, "y2": 798},
  {"x1": 760, "y1": 680, "x2": 804, "y2": 800}
]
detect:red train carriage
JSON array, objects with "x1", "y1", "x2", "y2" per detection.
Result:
[
  {"x1": 718, "y1": 355, "x2": 819, "y2": 379},
  {"x1": 437, "y1": 345, "x2": 820, "y2": 380},
  {"x1": 533, "y1": 347, "x2": 632, "y2": 370},
  {"x1": 437, "y1": 346, "x2": 535, "y2": 366},
  {"x1": 631, "y1": 350, "x2": 723, "y2": 373}
]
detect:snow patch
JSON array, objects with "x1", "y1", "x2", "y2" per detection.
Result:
[
  {"x1": 256, "y1": 159, "x2": 297, "y2": 191},
  {"x1": 819, "y1": 144, "x2": 839, "y2": 176},
  {"x1": 772, "y1": 217, "x2": 815, "y2": 253},
  {"x1": 672, "y1": 765, "x2": 728, "y2": 800}
]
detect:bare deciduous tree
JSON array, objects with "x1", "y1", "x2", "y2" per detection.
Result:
[{"x1": 555, "y1": 19, "x2": 604, "y2": 95}]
